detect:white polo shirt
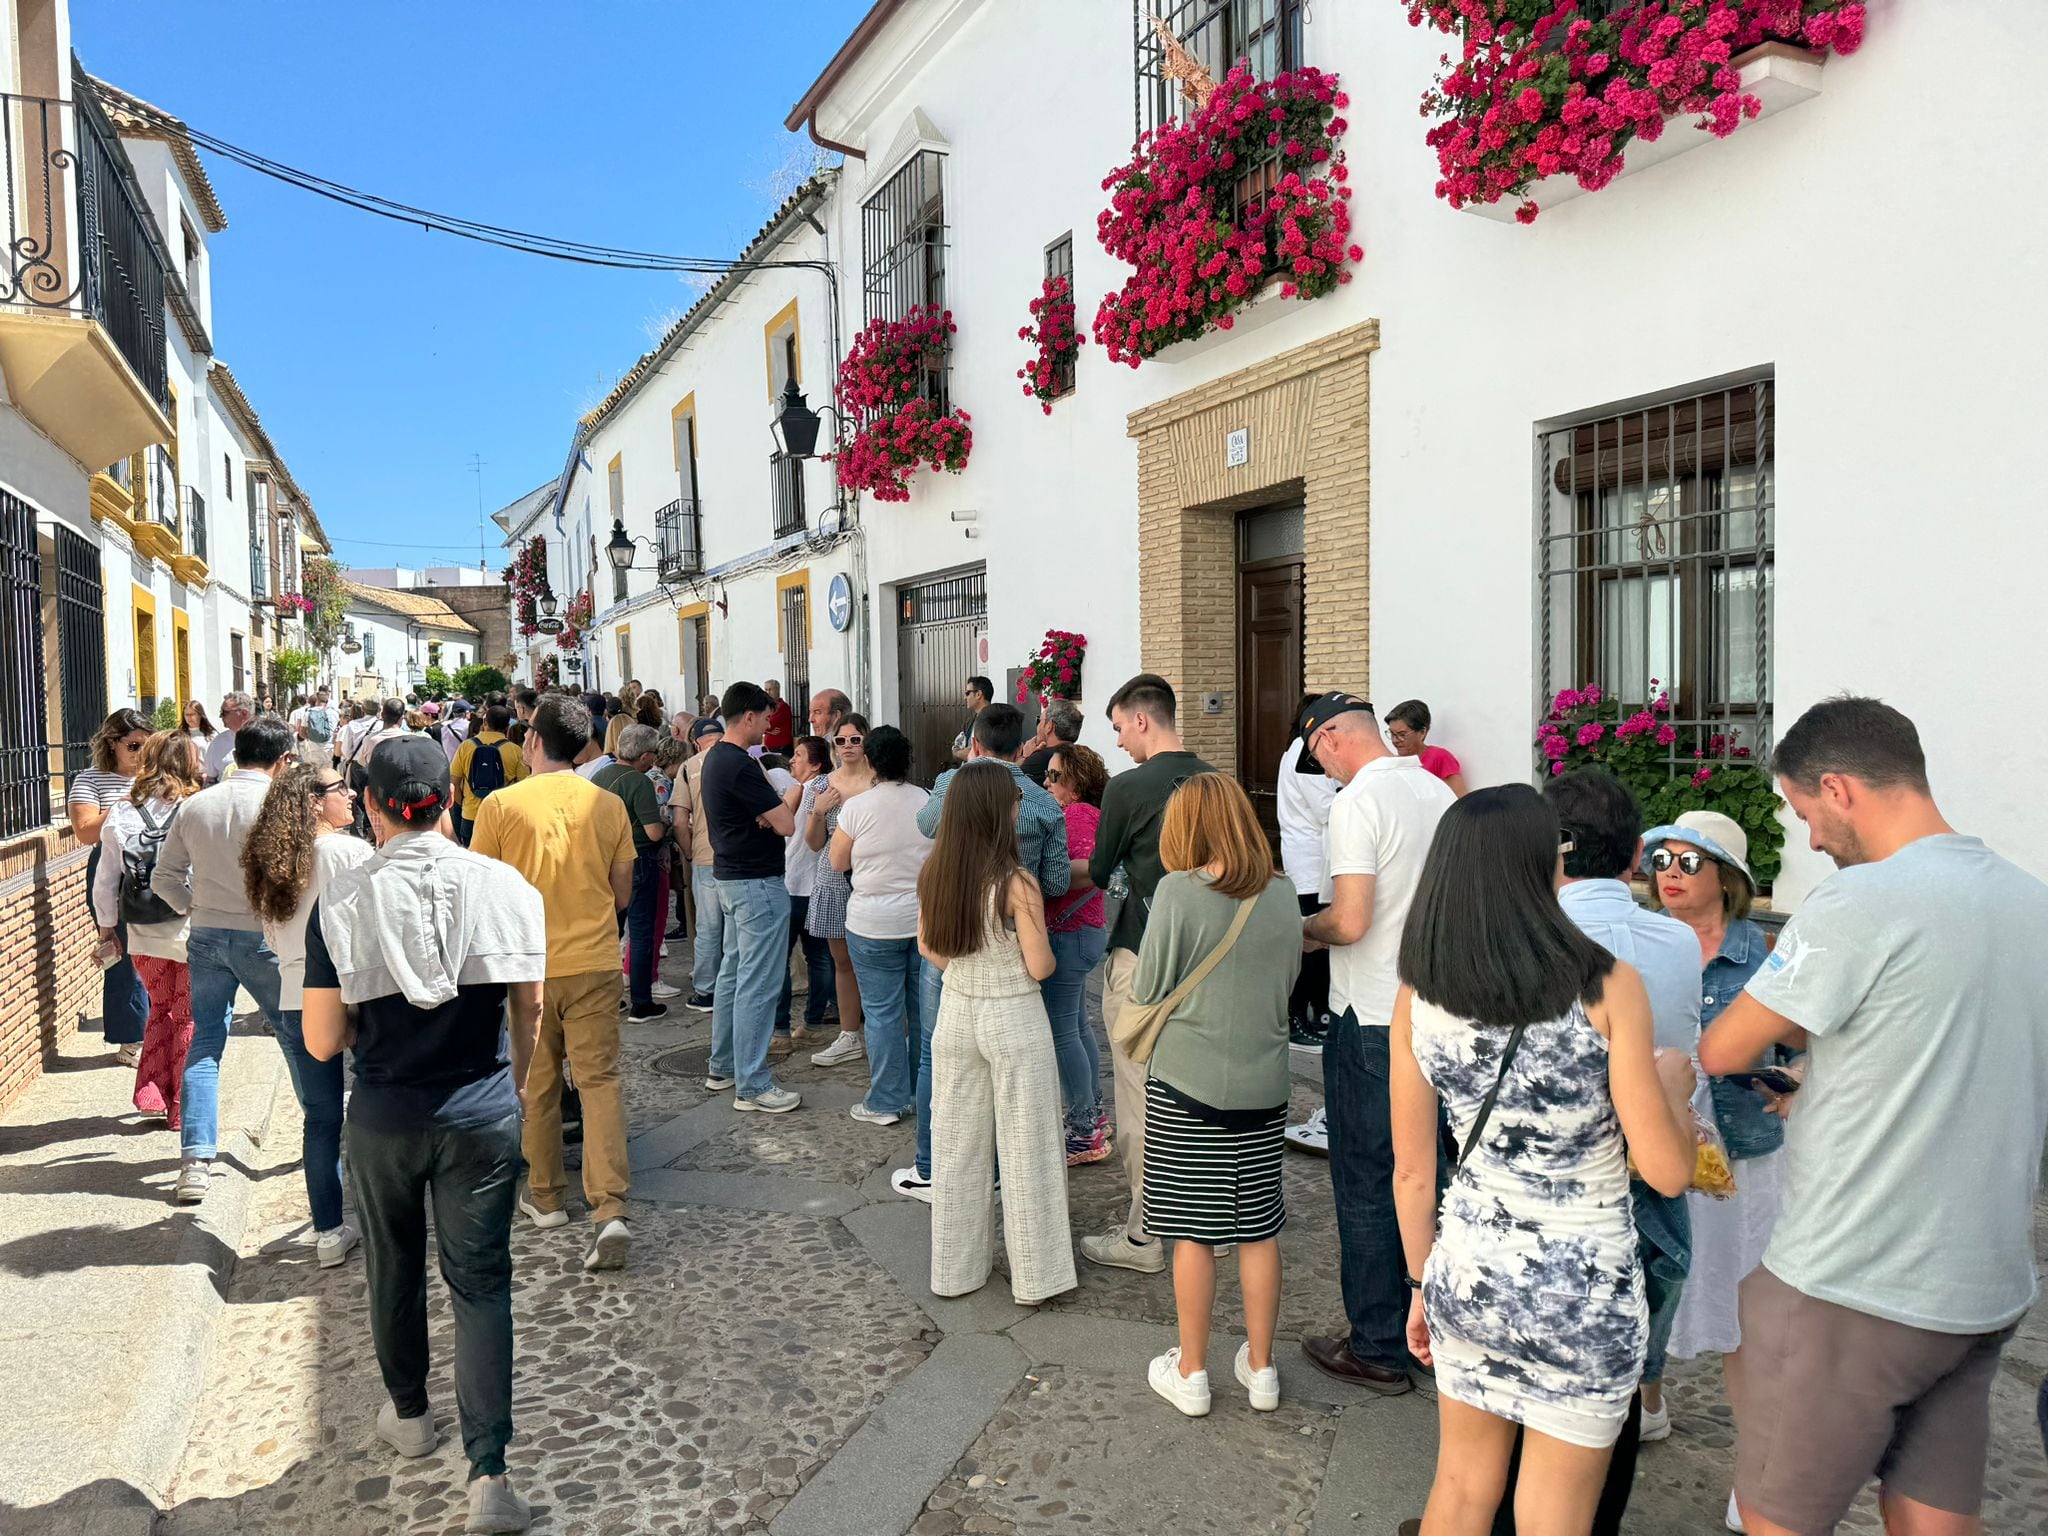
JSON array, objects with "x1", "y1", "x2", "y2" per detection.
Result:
[{"x1": 1322, "y1": 754, "x2": 1454, "y2": 1026}]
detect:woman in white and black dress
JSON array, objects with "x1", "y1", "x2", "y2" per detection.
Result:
[
  {"x1": 1390, "y1": 785, "x2": 1699, "y2": 1536},
  {"x1": 1134, "y1": 772, "x2": 1304, "y2": 1420}
]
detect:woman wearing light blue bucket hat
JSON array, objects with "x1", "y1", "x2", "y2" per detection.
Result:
[{"x1": 1642, "y1": 809, "x2": 1790, "y2": 1533}]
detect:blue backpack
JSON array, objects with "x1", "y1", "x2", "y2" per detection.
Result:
[{"x1": 467, "y1": 739, "x2": 508, "y2": 799}]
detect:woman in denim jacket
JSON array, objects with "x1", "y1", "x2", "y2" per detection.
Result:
[{"x1": 1644, "y1": 810, "x2": 1789, "y2": 1534}]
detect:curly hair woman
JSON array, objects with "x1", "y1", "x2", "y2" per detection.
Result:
[
  {"x1": 241, "y1": 761, "x2": 374, "y2": 1267},
  {"x1": 91, "y1": 731, "x2": 203, "y2": 1123}
]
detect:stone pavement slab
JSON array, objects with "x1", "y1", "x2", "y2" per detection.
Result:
[{"x1": 0, "y1": 1014, "x2": 288, "y2": 1531}]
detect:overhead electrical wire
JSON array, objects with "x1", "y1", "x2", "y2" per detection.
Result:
[{"x1": 110, "y1": 89, "x2": 806, "y2": 275}]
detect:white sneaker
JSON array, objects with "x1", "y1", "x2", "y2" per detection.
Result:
[
  {"x1": 115, "y1": 1042, "x2": 141, "y2": 1068},
  {"x1": 376, "y1": 1400, "x2": 438, "y2": 1458},
  {"x1": 1080, "y1": 1226, "x2": 1166, "y2": 1273},
  {"x1": 1234, "y1": 1341, "x2": 1280, "y2": 1411},
  {"x1": 465, "y1": 1472, "x2": 532, "y2": 1533},
  {"x1": 649, "y1": 980, "x2": 683, "y2": 999},
  {"x1": 1639, "y1": 1398, "x2": 1671, "y2": 1442},
  {"x1": 1725, "y1": 1491, "x2": 1746, "y2": 1532},
  {"x1": 849, "y1": 1103, "x2": 902, "y2": 1126},
  {"x1": 703, "y1": 1072, "x2": 736, "y2": 1091},
  {"x1": 173, "y1": 1158, "x2": 211, "y2": 1204},
  {"x1": 316, "y1": 1223, "x2": 360, "y2": 1268},
  {"x1": 735, "y1": 1087, "x2": 801, "y2": 1114},
  {"x1": 1148, "y1": 1348, "x2": 1211, "y2": 1417},
  {"x1": 810, "y1": 1030, "x2": 866, "y2": 1067},
  {"x1": 1284, "y1": 1107, "x2": 1329, "y2": 1155},
  {"x1": 517, "y1": 1196, "x2": 569, "y2": 1230},
  {"x1": 890, "y1": 1166, "x2": 933, "y2": 1204},
  {"x1": 584, "y1": 1218, "x2": 631, "y2": 1272}
]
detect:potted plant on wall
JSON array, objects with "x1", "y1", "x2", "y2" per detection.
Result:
[
  {"x1": 1016, "y1": 629, "x2": 1087, "y2": 707},
  {"x1": 831, "y1": 305, "x2": 973, "y2": 502}
]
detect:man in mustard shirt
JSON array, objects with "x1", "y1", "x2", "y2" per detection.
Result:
[
  {"x1": 470, "y1": 695, "x2": 637, "y2": 1272},
  {"x1": 449, "y1": 702, "x2": 526, "y2": 847}
]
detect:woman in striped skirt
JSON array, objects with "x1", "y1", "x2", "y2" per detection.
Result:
[{"x1": 1136, "y1": 773, "x2": 1304, "y2": 1418}]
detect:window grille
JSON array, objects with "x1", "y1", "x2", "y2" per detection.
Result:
[
  {"x1": 248, "y1": 475, "x2": 271, "y2": 599},
  {"x1": 0, "y1": 489, "x2": 51, "y2": 838},
  {"x1": 1135, "y1": 0, "x2": 1304, "y2": 140},
  {"x1": 1536, "y1": 377, "x2": 1775, "y2": 772},
  {"x1": 55, "y1": 523, "x2": 107, "y2": 792},
  {"x1": 780, "y1": 582, "x2": 810, "y2": 713},
  {"x1": 771, "y1": 454, "x2": 805, "y2": 540},
  {"x1": 1042, "y1": 234, "x2": 1078, "y2": 401},
  {"x1": 656, "y1": 498, "x2": 703, "y2": 580},
  {"x1": 862, "y1": 148, "x2": 947, "y2": 326}
]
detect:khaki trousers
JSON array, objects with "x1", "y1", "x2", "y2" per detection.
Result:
[
  {"x1": 523, "y1": 968, "x2": 629, "y2": 1224},
  {"x1": 1101, "y1": 947, "x2": 1148, "y2": 1241}
]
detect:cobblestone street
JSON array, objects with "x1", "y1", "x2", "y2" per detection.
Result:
[{"x1": 4, "y1": 970, "x2": 2045, "y2": 1535}]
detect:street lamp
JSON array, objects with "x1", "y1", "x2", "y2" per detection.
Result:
[
  {"x1": 539, "y1": 588, "x2": 558, "y2": 619},
  {"x1": 771, "y1": 376, "x2": 823, "y2": 460},
  {"x1": 339, "y1": 621, "x2": 360, "y2": 655},
  {"x1": 605, "y1": 517, "x2": 636, "y2": 572}
]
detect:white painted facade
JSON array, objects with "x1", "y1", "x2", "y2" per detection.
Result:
[
  {"x1": 332, "y1": 594, "x2": 476, "y2": 702},
  {"x1": 771, "y1": 0, "x2": 2047, "y2": 906},
  {"x1": 349, "y1": 565, "x2": 495, "y2": 588}
]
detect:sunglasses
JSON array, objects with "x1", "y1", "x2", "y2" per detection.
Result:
[
  {"x1": 1044, "y1": 769, "x2": 1066, "y2": 785},
  {"x1": 118, "y1": 738, "x2": 146, "y2": 753},
  {"x1": 1650, "y1": 848, "x2": 1709, "y2": 876},
  {"x1": 317, "y1": 781, "x2": 350, "y2": 797},
  {"x1": 834, "y1": 733, "x2": 864, "y2": 746}
]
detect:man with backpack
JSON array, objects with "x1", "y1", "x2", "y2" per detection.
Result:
[
  {"x1": 440, "y1": 699, "x2": 473, "y2": 761},
  {"x1": 450, "y1": 703, "x2": 525, "y2": 848},
  {"x1": 298, "y1": 688, "x2": 339, "y2": 767}
]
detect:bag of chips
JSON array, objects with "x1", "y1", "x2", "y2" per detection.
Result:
[{"x1": 1628, "y1": 1102, "x2": 1737, "y2": 1199}]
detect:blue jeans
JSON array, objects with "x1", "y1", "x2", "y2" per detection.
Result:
[
  {"x1": 690, "y1": 863, "x2": 723, "y2": 996},
  {"x1": 916, "y1": 961, "x2": 944, "y2": 1179},
  {"x1": 844, "y1": 932, "x2": 920, "y2": 1117},
  {"x1": 710, "y1": 876, "x2": 789, "y2": 1100},
  {"x1": 183, "y1": 927, "x2": 284, "y2": 1162},
  {"x1": 84, "y1": 845, "x2": 148, "y2": 1046},
  {"x1": 624, "y1": 844, "x2": 663, "y2": 1008},
  {"x1": 348, "y1": 1109, "x2": 521, "y2": 1481},
  {"x1": 273, "y1": 1009, "x2": 346, "y2": 1231},
  {"x1": 1323, "y1": 1012, "x2": 1412, "y2": 1371},
  {"x1": 1633, "y1": 1182, "x2": 1692, "y2": 1384},
  {"x1": 1044, "y1": 925, "x2": 1107, "y2": 1138},
  {"x1": 778, "y1": 893, "x2": 835, "y2": 1031}
]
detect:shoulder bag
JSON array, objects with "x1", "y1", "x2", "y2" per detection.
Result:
[
  {"x1": 1110, "y1": 896, "x2": 1257, "y2": 1066},
  {"x1": 1450, "y1": 1016, "x2": 1531, "y2": 1179}
]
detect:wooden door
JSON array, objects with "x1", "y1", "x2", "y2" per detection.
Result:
[{"x1": 1238, "y1": 557, "x2": 1303, "y2": 842}]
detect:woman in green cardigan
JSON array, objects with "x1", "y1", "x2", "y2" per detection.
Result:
[{"x1": 1136, "y1": 772, "x2": 1303, "y2": 1419}]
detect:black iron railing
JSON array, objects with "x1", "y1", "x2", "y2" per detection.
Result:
[
  {"x1": 185, "y1": 485, "x2": 207, "y2": 564},
  {"x1": 55, "y1": 522, "x2": 106, "y2": 789},
  {"x1": 248, "y1": 493, "x2": 270, "y2": 599},
  {"x1": 1134, "y1": 0, "x2": 1305, "y2": 139},
  {"x1": 656, "y1": 497, "x2": 703, "y2": 579},
  {"x1": 0, "y1": 489, "x2": 52, "y2": 839},
  {"x1": 0, "y1": 90, "x2": 170, "y2": 408},
  {"x1": 771, "y1": 455, "x2": 805, "y2": 540}
]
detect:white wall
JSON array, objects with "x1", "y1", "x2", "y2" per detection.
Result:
[
  {"x1": 809, "y1": 0, "x2": 2048, "y2": 901},
  {"x1": 333, "y1": 606, "x2": 474, "y2": 698}
]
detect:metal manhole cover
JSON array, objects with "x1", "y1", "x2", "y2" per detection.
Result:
[{"x1": 651, "y1": 1046, "x2": 711, "y2": 1079}]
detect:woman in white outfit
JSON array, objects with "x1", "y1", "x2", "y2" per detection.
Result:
[{"x1": 918, "y1": 760, "x2": 1075, "y2": 1306}]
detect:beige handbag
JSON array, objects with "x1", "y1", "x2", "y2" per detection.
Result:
[{"x1": 1110, "y1": 897, "x2": 1257, "y2": 1065}]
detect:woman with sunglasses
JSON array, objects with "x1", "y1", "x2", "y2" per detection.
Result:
[
  {"x1": 1042, "y1": 744, "x2": 1113, "y2": 1164},
  {"x1": 803, "y1": 714, "x2": 876, "y2": 1069},
  {"x1": 91, "y1": 731, "x2": 203, "y2": 1123},
  {"x1": 71, "y1": 709, "x2": 154, "y2": 1065},
  {"x1": 1644, "y1": 811, "x2": 1786, "y2": 1532},
  {"x1": 240, "y1": 762, "x2": 375, "y2": 1268}
]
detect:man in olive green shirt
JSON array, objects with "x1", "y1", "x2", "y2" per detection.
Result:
[
  {"x1": 1082, "y1": 674, "x2": 1213, "y2": 1274},
  {"x1": 593, "y1": 724, "x2": 670, "y2": 1020}
]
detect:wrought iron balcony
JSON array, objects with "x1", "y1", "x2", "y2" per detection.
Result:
[
  {"x1": 0, "y1": 88, "x2": 171, "y2": 469},
  {"x1": 656, "y1": 497, "x2": 704, "y2": 579},
  {"x1": 183, "y1": 486, "x2": 207, "y2": 562}
]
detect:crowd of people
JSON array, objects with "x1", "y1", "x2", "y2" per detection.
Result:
[{"x1": 68, "y1": 668, "x2": 2046, "y2": 1535}]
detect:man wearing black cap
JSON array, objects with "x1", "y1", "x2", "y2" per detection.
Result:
[
  {"x1": 1293, "y1": 692, "x2": 1455, "y2": 1393},
  {"x1": 301, "y1": 734, "x2": 547, "y2": 1534}
]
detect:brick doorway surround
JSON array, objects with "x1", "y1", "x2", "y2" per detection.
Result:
[{"x1": 1125, "y1": 319, "x2": 1378, "y2": 768}]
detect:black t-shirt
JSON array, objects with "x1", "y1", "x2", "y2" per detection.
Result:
[
  {"x1": 1020, "y1": 747, "x2": 1056, "y2": 787},
  {"x1": 699, "y1": 740, "x2": 784, "y2": 880},
  {"x1": 303, "y1": 899, "x2": 517, "y2": 1131}
]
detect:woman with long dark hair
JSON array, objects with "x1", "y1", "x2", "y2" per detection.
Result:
[
  {"x1": 91, "y1": 730, "x2": 203, "y2": 1123},
  {"x1": 182, "y1": 698, "x2": 219, "y2": 749},
  {"x1": 242, "y1": 761, "x2": 374, "y2": 1267},
  {"x1": 1390, "y1": 785, "x2": 1698, "y2": 1535},
  {"x1": 918, "y1": 760, "x2": 1073, "y2": 1305},
  {"x1": 71, "y1": 708, "x2": 153, "y2": 1064}
]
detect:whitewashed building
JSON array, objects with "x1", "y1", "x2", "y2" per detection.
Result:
[
  {"x1": 768, "y1": 0, "x2": 2047, "y2": 905},
  {"x1": 507, "y1": 177, "x2": 861, "y2": 714},
  {"x1": 334, "y1": 581, "x2": 479, "y2": 702}
]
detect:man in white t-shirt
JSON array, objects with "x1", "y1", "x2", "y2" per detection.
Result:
[
  {"x1": 204, "y1": 692, "x2": 255, "y2": 782},
  {"x1": 1275, "y1": 698, "x2": 1340, "y2": 1052},
  {"x1": 1294, "y1": 692, "x2": 1453, "y2": 1393}
]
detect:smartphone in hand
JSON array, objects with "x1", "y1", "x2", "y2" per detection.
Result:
[{"x1": 1724, "y1": 1066, "x2": 1801, "y2": 1096}]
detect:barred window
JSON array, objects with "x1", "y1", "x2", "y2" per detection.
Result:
[
  {"x1": 1537, "y1": 377, "x2": 1776, "y2": 768},
  {"x1": 1136, "y1": 0, "x2": 1304, "y2": 139},
  {"x1": 1042, "y1": 233, "x2": 1077, "y2": 402},
  {"x1": 862, "y1": 148, "x2": 946, "y2": 326},
  {"x1": 0, "y1": 488, "x2": 51, "y2": 838}
]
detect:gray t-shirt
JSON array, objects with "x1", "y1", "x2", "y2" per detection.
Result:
[{"x1": 1746, "y1": 833, "x2": 2048, "y2": 1333}]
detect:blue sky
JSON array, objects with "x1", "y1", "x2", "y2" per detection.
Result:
[{"x1": 74, "y1": 0, "x2": 869, "y2": 570}]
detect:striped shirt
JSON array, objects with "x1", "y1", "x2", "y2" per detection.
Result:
[{"x1": 67, "y1": 769, "x2": 132, "y2": 810}]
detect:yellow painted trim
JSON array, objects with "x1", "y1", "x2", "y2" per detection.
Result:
[
  {"x1": 131, "y1": 584, "x2": 158, "y2": 703},
  {"x1": 670, "y1": 393, "x2": 696, "y2": 471},
  {"x1": 775, "y1": 569, "x2": 811, "y2": 655},
  {"x1": 763, "y1": 298, "x2": 801, "y2": 400},
  {"x1": 676, "y1": 601, "x2": 709, "y2": 621},
  {"x1": 171, "y1": 609, "x2": 192, "y2": 706},
  {"x1": 90, "y1": 470, "x2": 136, "y2": 530},
  {"x1": 606, "y1": 453, "x2": 623, "y2": 516}
]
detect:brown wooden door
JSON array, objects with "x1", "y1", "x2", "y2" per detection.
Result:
[{"x1": 1238, "y1": 557, "x2": 1303, "y2": 841}]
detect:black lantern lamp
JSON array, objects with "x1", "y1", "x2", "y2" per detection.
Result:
[
  {"x1": 605, "y1": 517, "x2": 636, "y2": 572},
  {"x1": 771, "y1": 376, "x2": 823, "y2": 460},
  {"x1": 538, "y1": 587, "x2": 558, "y2": 619}
]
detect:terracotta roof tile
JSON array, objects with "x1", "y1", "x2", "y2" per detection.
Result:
[{"x1": 341, "y1": 580, "x2": 480, "y2": 635}]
